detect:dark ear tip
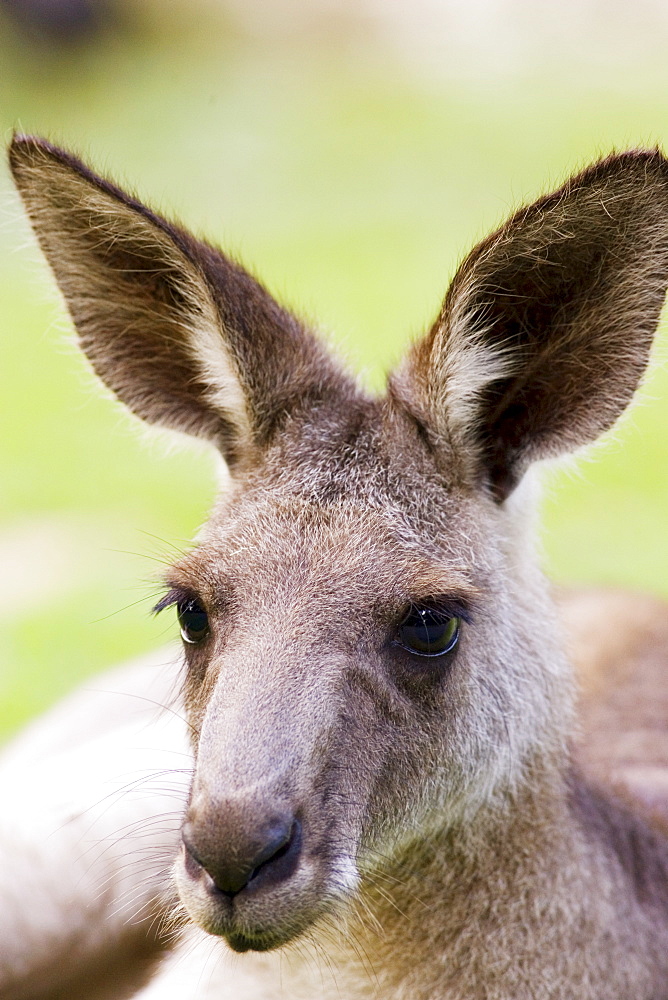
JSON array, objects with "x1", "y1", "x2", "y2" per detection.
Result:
[
  {"x1": 588, "y1": 147, "x2": 668, "y2": 183},
  {"x1": 553, "y1": 148, "x2": 668, "y2": 202},
  {"x1": 9, "y1": 132, "x2": 46, "y2": 154},
  {"x1": 8, "y1": 134, "x2": 78, "y2": 181},
  {"x1": 9, "y1": 133, "x2": 51, "y2": 173}
]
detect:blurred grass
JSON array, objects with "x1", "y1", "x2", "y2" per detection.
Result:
[{"x1": 2, "y1": 4, "x2": 668, "y2": 739}]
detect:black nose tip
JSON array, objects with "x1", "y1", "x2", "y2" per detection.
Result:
[{"x1": 183, "y1": 816, "x2": 302, "y2": 898}]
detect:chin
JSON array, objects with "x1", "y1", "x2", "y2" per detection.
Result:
[{"x1": 225, "y1": 929, "x2": 299, "y2": 953}]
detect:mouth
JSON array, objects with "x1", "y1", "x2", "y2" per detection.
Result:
[{"x1": 177, "y1": 879, "x2": 317, "y2": 952}]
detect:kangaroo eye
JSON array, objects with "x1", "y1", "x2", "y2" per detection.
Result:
[
  {"x1": 177, "y1": 598, "x2": 209, "y2": 645},
  {"x1": 395, "y1": 606, "x2": 461, "y2": 657}
]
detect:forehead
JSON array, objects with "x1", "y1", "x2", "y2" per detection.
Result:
[
  {"x1": 184, "y1": 494, "x2": 478, "y2": 614},
  {"x1": 176, "y1": 405, "x2": 491, "y2": 602}
]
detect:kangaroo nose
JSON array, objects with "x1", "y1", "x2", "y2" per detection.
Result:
[{"x1": 183, "y1": 813, "x2": 301, "y2": 897}]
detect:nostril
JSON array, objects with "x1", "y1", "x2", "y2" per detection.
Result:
[
  {"x1": 247, "y1": 819, "x2": 299, "y2": 885},
  {"x1": 182, "y1": 815, "x2": 302, "y2": 898},
  {"x1": 182, "y1": 832, "x2": 207, "y2": 878}
]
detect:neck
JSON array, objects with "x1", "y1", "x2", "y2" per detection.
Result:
[{"x1": 333, "y1": 762, "x2": 668, "y2": 999}]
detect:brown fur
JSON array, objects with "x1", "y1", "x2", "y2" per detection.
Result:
[
  {"x1": 560, "y1": 587, "x2": 668, "y2": 829},
  {"x1": 2, "y1": 928, "x2": 168, "y2": 1000},
  {"x1": 9, "y1": 135, "x2": 668, "y2": 998}
]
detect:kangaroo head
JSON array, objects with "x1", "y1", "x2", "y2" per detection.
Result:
[{"x1": 10, "y1": 136, "x2": 668, "y2": 953}]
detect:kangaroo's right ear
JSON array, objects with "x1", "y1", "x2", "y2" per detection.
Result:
[
  {"x1": 390, "y1": 150, "x2": 668, "y2": 502},
  {"x1": 9, "y1": 135, "x2": 350, "y2": 468}
]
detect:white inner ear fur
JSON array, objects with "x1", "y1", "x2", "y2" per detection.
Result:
[
  {"x1": 161, "y1": 247, "x2": 254, "y2": 454},
  {"x1": 82, "y1": 183, "x2": 254, "y2": 452},
  {"x1": 423, "y1": 283, "x2": 519, "y2": 477}
]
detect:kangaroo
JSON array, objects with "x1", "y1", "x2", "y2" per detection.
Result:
[{"x1": 5, "y1": 135, "x2": 668, "y2": 1000}]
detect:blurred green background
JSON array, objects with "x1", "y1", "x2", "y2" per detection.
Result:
[{"x1": 2, "y1": 0, "x2": 668, "y2": 740}]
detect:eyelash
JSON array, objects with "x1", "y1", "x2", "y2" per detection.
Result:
[
  {"x1": 152, "y1": 588, "x2": 185, "y2": 616},
  {"x1": 396, "y1": 597, "x2": 472, "y2": 625}
]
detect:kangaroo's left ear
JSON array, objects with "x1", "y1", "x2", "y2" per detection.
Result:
[
  {"x1": 390, "y1": 151, "x2": 668, "y2": 501},
  {"x1": 9, "y1": 135, "x2": 354, "y2": 471}
]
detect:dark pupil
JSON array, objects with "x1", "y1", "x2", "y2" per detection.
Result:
[
  {"x1": 397, "y1": 607, "x2": 460, "y2": 657},
  {"x1": 177, "y1": 599, "x2": 209, "y2": 644}
]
